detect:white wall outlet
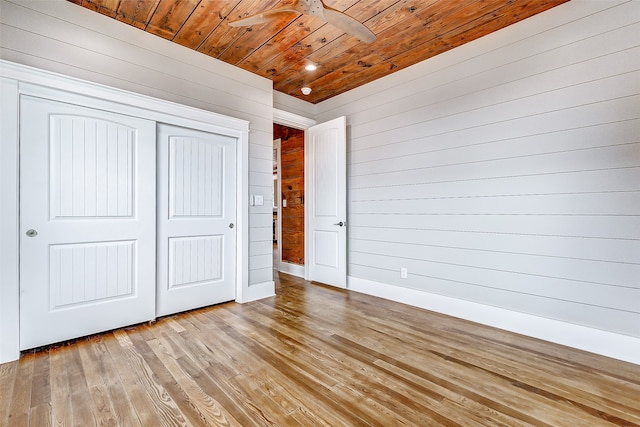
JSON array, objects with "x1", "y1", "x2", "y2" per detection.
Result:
[
  {"x1": 282, "y1": 199, "x2": 287, "y2": 207},
  {"x1": 400, "y1": 267, "x2": 408, "y2": 279},
  {"x1": 255, "y1": 195, "x2": 264, "y2": 206}
]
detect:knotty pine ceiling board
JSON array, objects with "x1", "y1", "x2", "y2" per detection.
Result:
[{"x1": 69, "y1": 0, "x2": 569, "y2": 103}]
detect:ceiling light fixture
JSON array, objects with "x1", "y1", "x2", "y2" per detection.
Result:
[
  {"x1": 305, "y1": 63, "x2": 317, "y2": 71},
  {"x1": 301, "y1": 87, "x2": 312, "y2": 95}
]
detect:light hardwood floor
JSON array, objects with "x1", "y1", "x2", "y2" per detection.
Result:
[{"x1": 1, "y1": 272, "x2": 639, "y2": 426}]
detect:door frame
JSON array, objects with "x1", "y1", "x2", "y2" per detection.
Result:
[
  {"x1": 0, "y1": 60, "x2": 250, "y2": 363},
  {"x1": 273, "y1": 138, "x2": 281, "y2": 272},
  {"x1": 273, "y1": 108, "x2": 316, "y2": 279}
]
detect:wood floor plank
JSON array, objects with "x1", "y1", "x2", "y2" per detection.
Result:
[
  {"x1": 173, "y1": 349, "x2": 261, "y2": 426},
  {"x1": 220, "y1": 304, "x2": 456, "y2": 425},
  {"x1": 76, "y1": 340, "x2": 119, "y2": 427},
  {"x1": 0, "y1": 361, "x2": 18, "y2": 426},
  {"x1": 6, "y1": 351, "x2": 35, "y2": 426},
  {"x1": 29, "y1": 403, "x2": 51, "y2": 427},
  {"x1": 49, "y1": 346, "x2": 74, "y2": 426},
  {"x1": 209, "y1": 315, "x2": 380, "y2": 425},
  {"x1": 113, "y1": 330, "x2": 190, "y2": 426},
  {"x1": 250, "y1": 300, "x2": 520, "y2": 425},
  {"x1": 66, "y1": 344, "x2": 99, "y2": 426},
  {"x1": 126, "y1": 329, "x2": 213, "y2": 426},
  {"x1": 376, "y1": 359, "x2": 536, "y2": 427},
  {"x1": 153, "y1": 319, "x2": 269, "y2": 426},
  {"x1": 146, "y1": 332, "x2": 236, "y2": 426},
  {"x1": 337, "y1": 296, "x2": 640, "y2": 425},
  {"x1": 89, "y1": 335, "x2": 141, "y2": 427},
  {"x1": 102, "y1": 332, "x2": 163, "y2": 426},
  {"x1": 2, "y1": 272, "x2": 639, "y2": 426},
  {"x1": 276, "y1": 281, "x2": 640, "y2": 426},
  {"x1": 184, "y1": 322, "x2": 355, "y2": 427},
  {"x1": 345, "y1": 287, "x2": 640, "y2": 401},
  {"x1": 29, "y1": 350, "x2": 50, "y2": 410}
]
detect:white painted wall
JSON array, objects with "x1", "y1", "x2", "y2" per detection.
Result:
[
  {"x1": 315, "y1": 0, "x2": 640, "y2": 355},
  {"x1": 273, "y1": 91, "x2": 317, "y2": 120}
]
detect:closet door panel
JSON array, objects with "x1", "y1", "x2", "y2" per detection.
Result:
[
  {"x1": 19, "y1": 95, "x2": 156, "y2": 350},
  {"x1": 157, "y1": 123, "x2": 237, "y2": 316}
]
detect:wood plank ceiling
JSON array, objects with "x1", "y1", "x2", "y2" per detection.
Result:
[{"x1": 68, "y1": 0, "x2": 569, "y2": 104}]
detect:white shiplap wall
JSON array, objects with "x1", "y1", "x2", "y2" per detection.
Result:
[
  {"x1": 273, "y1": 90, "x2": 317, "y2": 120},
  {"x1": 0, "y1": 0, "x2": 275, "y2": 290},
  {"x1": 315, "y1": 0, "x2": 640, "y2": 339}
]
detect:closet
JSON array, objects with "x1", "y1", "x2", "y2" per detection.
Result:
[{"x1": 3, "y1": 64, "x2": 248, "y2": 351}]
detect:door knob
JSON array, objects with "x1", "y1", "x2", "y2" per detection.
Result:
[
  {"x1": 333, "y1": 221, "x2": 344, "y2": 227},
  {"x1": 229, "y1": 223, "x2": 235, "y2": 229},
  {"x1": 26, "y1": 229, "x2": 38, "y2": 237}
]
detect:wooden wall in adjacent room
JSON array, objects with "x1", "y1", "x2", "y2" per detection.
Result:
[{"x1": 274, "y1": 124, "x2": 305, "y2": 265}]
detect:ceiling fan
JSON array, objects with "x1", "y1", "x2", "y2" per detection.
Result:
[{"x1": 229, "y1": 0, "x2": 376, "y2": 44}]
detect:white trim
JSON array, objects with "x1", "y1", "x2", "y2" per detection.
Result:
[
  {"x1": 348, "y1": 276, "x2": 640, "y2": 365},
  {"x1": 2, "y1": 61, "x2": 247, "y2": 132},
  {"x1": 274, "y1": 138, "x2": 282, "y2": 272},
  {"x1": 278, "y1": 262, "x2": 305, "y2": 279},
  {"x1": 304, "y1": 126, "x2": 313, "y2": 283},
  {"x1": 241, "y1": 280, "x2": 276, "y2": 303},
  {"x1": 0, "y1": 60, "x2": 251, "y2": 363},
  {"x1": 235, "y1": 127, "x2": 251, "y2": 303},
  {"x1": 0, "y1": 77, "x2": 20, "y2": 364},
  {"x1": 273, "y1": 107, "x2": 316, "y2": 130}
]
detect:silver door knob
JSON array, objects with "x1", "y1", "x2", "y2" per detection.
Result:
[
  {"x1": 26, "y1": 229, "x2": 38, "y2": 237},
  {"x1": 333, "y1": 221, "x2": 344, "y2": 227},
  {"x1": 229, "y1": 223, "x2": 235, "y2": 229}
]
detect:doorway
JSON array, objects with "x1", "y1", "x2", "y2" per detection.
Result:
[{"x1": 273, "y1": 124, "x2": 306, "y2": 278}]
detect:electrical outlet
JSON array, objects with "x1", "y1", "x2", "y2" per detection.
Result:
[{"x1": 400, "y1": 267, "x2": 408, "y2": 279}]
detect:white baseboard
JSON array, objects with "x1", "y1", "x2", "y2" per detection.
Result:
[
  {"x1": 347, "y1": 276, "x2": 640, "y2": 365},
  {"x1": 278, "y1": 262, "x2": 305, "y2": 278},
  {"x1": 239, "y1": 280, "x2": 275, "y2": 303}
]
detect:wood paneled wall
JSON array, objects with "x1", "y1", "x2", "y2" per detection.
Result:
[
  {"x1": 274, "y1": 124, "x2": 305, "y2": 265},
  {"x1": 316, "y1": 0, "x2": 640, "y2": 338}
]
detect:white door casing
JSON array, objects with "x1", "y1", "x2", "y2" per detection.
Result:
[
  {"x1": 274, "y1": 138, "x2": 281, "y2": 272},
  {"x1": 307, "y1": 116, "x2": 347, "y2": 288},
  {"x1": 156, "y1": 124, "x2": 237, "y2": 316},
  {"x1": 19, "y1": 96, "x2": 157, "y2": 350}
]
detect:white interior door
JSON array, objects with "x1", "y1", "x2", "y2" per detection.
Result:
[
  {"x1": 156, "y1": 124, "x2": 237, "y2": 316},
  {"x1": 307, "y1": 116, "x2": 347, "y2": 288},
  {"x1": 19, "y1": 96, "x2": 157, "y2": 350}
]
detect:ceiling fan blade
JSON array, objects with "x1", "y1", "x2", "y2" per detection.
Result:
[
  {"x1": 228, "y1": 7, "x2": 299, "y2": 27},
  {"x1": 322, "y1": 7, "x2": 376, "y2": 43}
]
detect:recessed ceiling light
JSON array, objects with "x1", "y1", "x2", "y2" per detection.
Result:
[
  {"x1": 301, "y1": 87, "x2": 312, "y2": 95},
  {"x1": 305, "y1": 63, "x2": 317, "y2": 71}
]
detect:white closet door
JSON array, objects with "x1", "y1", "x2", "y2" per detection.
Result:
[
  {"x1": 19, "y1": 96, "x2": 156, "y2": 350},
  {"x1": 156, "y1": 124, "x2": 237, "y2": 316}
]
